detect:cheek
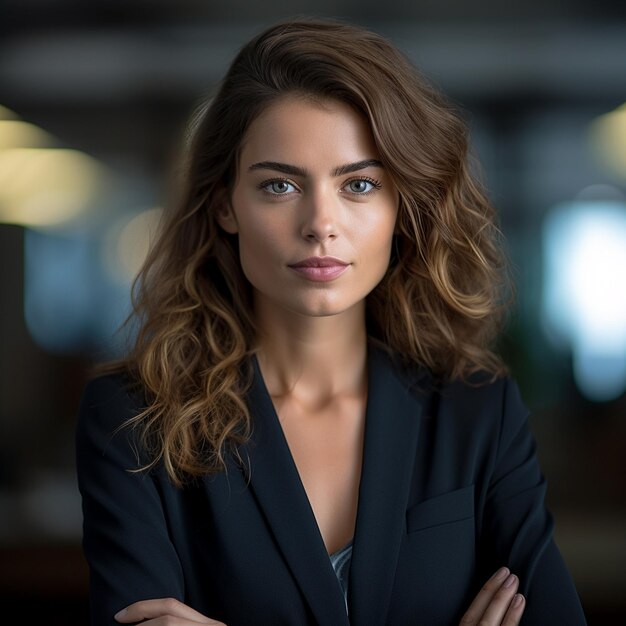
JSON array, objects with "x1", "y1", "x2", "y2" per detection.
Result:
[
  {"x1": 356, "y1": 208, "x2": 398, "y2": 259},
  {"x1": 236, "y1": 220, "x2": 284, "y2": 282}
]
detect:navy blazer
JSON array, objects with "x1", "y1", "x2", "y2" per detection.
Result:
[{"x1": 76, "y1": 344, "x2": 587, "y2": 625}]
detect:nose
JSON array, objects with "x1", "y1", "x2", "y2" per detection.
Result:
[{"x1": 300, "y1": 189, "x2": 339, "y2": 243}]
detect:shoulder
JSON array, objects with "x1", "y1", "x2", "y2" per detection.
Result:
[
  {"x1": 75, "y1": 371, "x2": 156, "y2": 474},
  {"x1": 377, "y1": 341, "x2": 522, "y2": 411},
  {"x1": 439, "y1": 372, "x2": 525, "y2": 410},
  {"x1": 381, "y1": 345, "x2": 529, "y2": 430},
  {"x1": 80, "y1": 370, "x2": 145, "y2": 407},
  {"x1": 77, "y1": 371, "x2": 147, "y2": 436}
]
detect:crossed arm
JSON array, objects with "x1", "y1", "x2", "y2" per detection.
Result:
[{"x1": 112, "y1": 566, "x2": 526, "y2": 625}]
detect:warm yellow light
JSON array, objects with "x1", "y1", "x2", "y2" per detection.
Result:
[
  {"x1": 0, "y1": 148, "x2": 103, "y2": 227},
  {"x1": 0, "y1": 105, "x2": 19, "y2": 120},
  {"x1": 102, "y1": 208, "x2": 163, "y2": 283},
  {"x1": 0, "y1": 120, "x2": 55, "y2": 150},
  {"x1": 589, "y1": 103, "x2": 626, "y2": 178}
]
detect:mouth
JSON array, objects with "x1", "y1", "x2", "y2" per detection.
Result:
[
  {"x1": 288, "y1": 256, "x2": 350, "y2": 282},
  {"x1": 288, "y1": 256, "x2": 350, "y2": 268}
]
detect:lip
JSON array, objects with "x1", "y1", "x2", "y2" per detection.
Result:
[
  {"x1": 289, "y1": 256, "x2": 350, "y2": 268},
  {"x1": 288, "y1": 256, "x2": 350, "y2": 282}
]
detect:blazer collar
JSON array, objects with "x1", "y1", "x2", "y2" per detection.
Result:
[
  {"x1": 347, "y1": 344, "x2": 427, "y2": 624},
  {"x1": 242, "y1": 342, "x2": 428, "y2": 626}
]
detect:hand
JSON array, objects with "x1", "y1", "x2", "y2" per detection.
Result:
[
  {"x1": 459, "y1": 567, "x2": 525, "y2": 625},
  {"x1": 114, "y1": 598, "x2": 226, "y2": 625}
]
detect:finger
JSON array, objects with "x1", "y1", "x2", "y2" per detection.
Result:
[
  {"x1": 479, "y1": 573, "x2": 520, "y2": 625},
  {"x1": 459, "y1": 567, "x2": 510, "y2": 624},
  {"x1": 114, "y1": 598, "x2": 218, "y2": 624},
  {"x1": 501, "y1": 593, "x2": 526, "y2": 626}
]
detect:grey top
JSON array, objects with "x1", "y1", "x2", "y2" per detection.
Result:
[{"x1": 329, "y1": 539, "x2": 353, "y2": 615}]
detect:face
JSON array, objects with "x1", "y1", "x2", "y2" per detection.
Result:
[{"x1": 218, "y1": 96, "x2": 399, "y2": 320}]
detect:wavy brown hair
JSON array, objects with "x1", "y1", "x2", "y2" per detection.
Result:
[{"x1": 101, "y1": 18, "x2": 511, "y2": 485}]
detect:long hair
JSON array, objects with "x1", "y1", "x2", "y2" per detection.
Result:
[{"x1": 100, "y1": 18, "x2": 511, "y2": 485}]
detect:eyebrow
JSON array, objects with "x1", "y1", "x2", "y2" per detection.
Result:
[{"x1": 247, "y1": 159, "x2": 383, "y2": 177}]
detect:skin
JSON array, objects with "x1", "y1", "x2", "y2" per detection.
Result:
[
  {"x1": 114, "y1": 96, "x2": 525, "y2": 625},
  {"x1": 221, "y1": 95, "x2": 398, "y2": 556}
]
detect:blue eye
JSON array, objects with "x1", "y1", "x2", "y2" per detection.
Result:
[
  {"x1": 348, "y1": 180, "x2": 371, "y2": 193},
  {"x1": 345, "y1": 178, "x2": 381, "y2": 194},
  {"x1": 262, "y1": 180, "x2": 296, "y2": 194}
]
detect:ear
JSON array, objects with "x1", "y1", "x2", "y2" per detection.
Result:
[{"x1": 215, "y1": 198, "x2": 239, "y2": 234}]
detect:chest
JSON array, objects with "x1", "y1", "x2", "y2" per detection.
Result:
[
  {"x1": 160, "y1": 364, "x2": 494, "y2": 625},
  {"x1": 273, "y1": 395, "x2": 366, "y2": 555}
]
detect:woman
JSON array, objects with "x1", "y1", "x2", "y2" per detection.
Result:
[{"x1": 76, "y1": 18, "x2": 587, "y2": 626}]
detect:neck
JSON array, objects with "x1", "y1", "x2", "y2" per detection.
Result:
[{"x1": 253, "y1": 297, "x2": 368, "y2": 403}]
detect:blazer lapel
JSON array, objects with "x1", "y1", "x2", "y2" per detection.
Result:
[
  {"x1": 348, "y1": 344, "x2": 427, "y2": 625},
  {"x1": 241, "y1": 355, "x2": 350, "y2": 626}
]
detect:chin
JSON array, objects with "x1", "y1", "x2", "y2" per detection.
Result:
[{"x1": 289, "y1": 296, "x2": 362, "y2": 318}]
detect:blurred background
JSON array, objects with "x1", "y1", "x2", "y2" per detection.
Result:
[{"x1": 1, "y1": 1, "x2": 625, "y2": 624}]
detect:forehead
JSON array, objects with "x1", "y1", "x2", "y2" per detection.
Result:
[{"x1": 238, "y1": 95, "x2": 379, "y2": 167}]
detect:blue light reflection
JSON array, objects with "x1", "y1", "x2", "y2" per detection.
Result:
[{"x1": 542, "y1": 200, "x2": 626, "y2": 402}]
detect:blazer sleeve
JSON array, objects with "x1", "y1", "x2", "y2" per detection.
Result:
[
  {"x1": 75, "y1": 375, "x2": 185, "y2": 626},
  {"x1": 478, "y1": 378, "x2": 588, "y2": 625}
]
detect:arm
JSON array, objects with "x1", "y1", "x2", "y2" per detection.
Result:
[
  {"x1": 477, "y1": 378, "x2": 587, "y2": 625},
  {"x1": 75, "y1": 375, "x2": 184, "y2": 625}
]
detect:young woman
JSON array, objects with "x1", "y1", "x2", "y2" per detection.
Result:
[{"x1": 76, "y1": 18, "x2": 588, "y2": 626}]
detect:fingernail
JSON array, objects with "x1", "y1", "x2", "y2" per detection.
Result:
[
  {"x1": 492, "y1": 567, "x2": 509, "y2": 582},
  {"x1": 512, "y1": 594, "x2": 524, "y2": 608},
  {"x1": 503, "y1": 574, "x2": 517, "y2": 588},
  {"x1": 114, "y1": 609, "x2": 127, "y2": 620}
]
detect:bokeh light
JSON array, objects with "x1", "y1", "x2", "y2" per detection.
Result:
[
  {"x1": 102, "y1": 207, "x2": 163, "y2": 284},
  {"x1": 542, "y1": 192, "x2": 626, "y2": 401},
  {"x1": 0, "y1": 148, "x2": 104, "y2": 228},
  {"x1": 589, "y1": 103, "x2": 626, "y2": 179}
]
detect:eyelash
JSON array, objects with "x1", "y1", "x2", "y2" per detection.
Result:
[
  {"x1": 345, "y1": 177, "x2": 382, "y2": 195},
  {"x1": 258, "y1": 178, "x2": 297, "y2": 196},
  {"x1": 258, "y1": 176, "x2": 383, "y2": 197}
]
